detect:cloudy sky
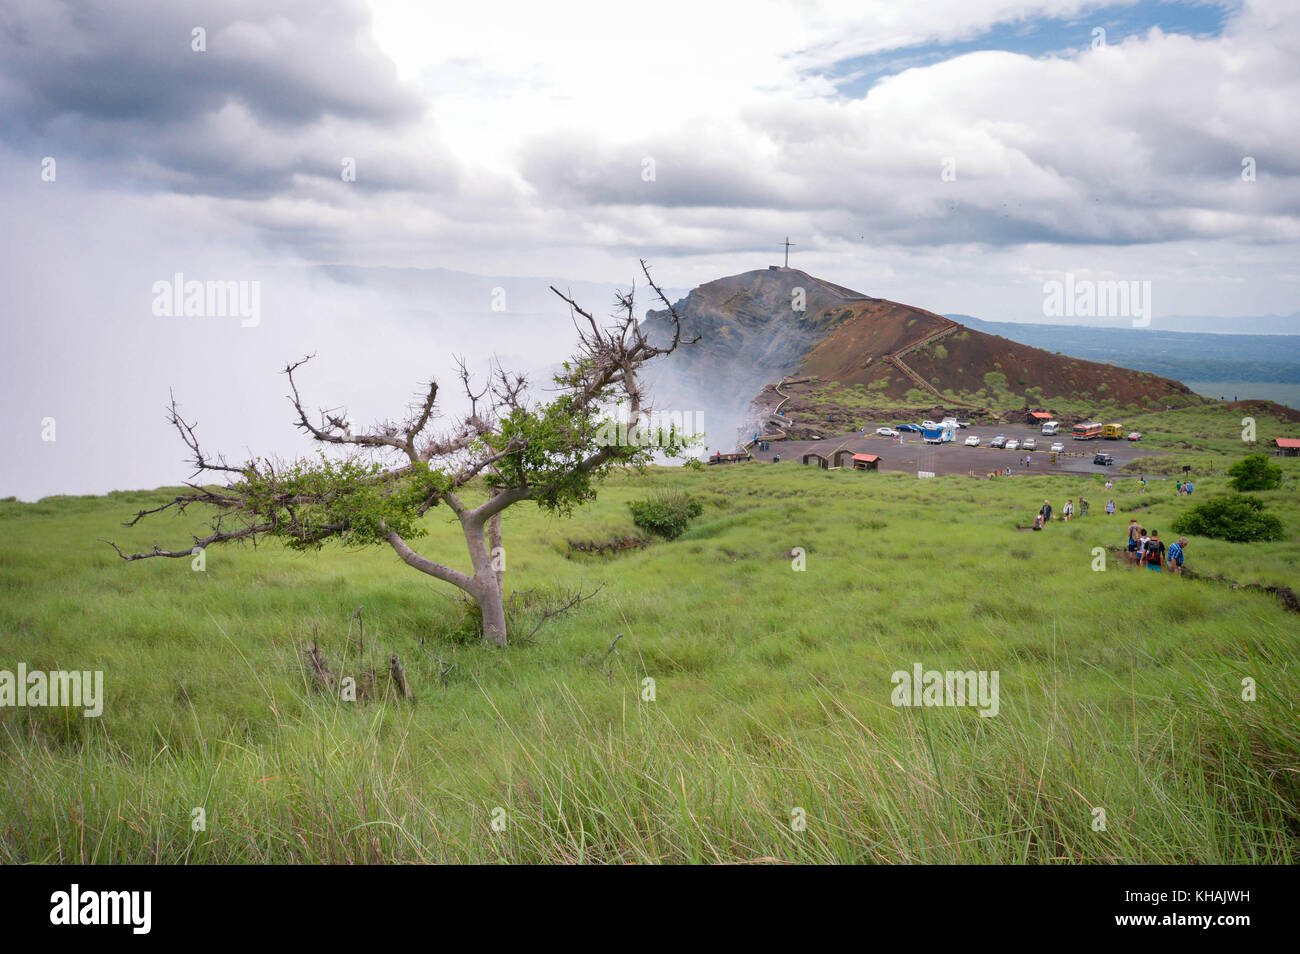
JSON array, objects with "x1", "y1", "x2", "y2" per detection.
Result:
[{"x1": 2, "y1": 0, "x2": 1298, "y2": 498}]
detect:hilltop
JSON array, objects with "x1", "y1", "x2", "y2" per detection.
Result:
[{"x1": 642, "y1": 267, "x2": 1202, "y2": 439}]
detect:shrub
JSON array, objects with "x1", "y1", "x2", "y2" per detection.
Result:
[
  {"x1": 1172, "y1": 494, "x2": 1285, "y2": 543},
  {"x1": 628, "y1": 492, "x2": 704, "y2": 540},
  {"x1": 1227, "y1": 453, "x2": 1283, "y2": 492}
]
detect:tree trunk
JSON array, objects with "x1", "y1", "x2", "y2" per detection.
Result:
[
  {"x1": 476, "y1": 575, "x2": 508, "y2": 648},
  {"x1": 385, "y1": 526, "x2": 508, "y2": 647},
  {"x1": 463, "y1": 514, "x2": 508, "y2": 647}
]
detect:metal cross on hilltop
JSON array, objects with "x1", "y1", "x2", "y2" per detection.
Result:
[{"x1": 782, "y1": 237, "x2": 796, "y2": 267}]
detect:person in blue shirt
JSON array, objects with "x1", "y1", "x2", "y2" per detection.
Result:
[{"x1": 1167, "y1": 537, "x2": 1188, "y2": 575}]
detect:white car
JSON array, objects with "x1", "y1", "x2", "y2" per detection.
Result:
[
  {"x1": 876, "y1": 426, "x2": 899, "y2": 437},
  {"x1": 964, "y1": 435, "x2": 981, "y2": 447},
  {"x1": 1050, "y1": 442, "x2": 1065, "y2": 452},
  {"x1": 1022, "y1": 438, "x2": 1037, "y2": 451},
  {"x1": 921, "y1": 420, "x2": 939, "y2": 429},
  {"x1": 1006, "y1": 439, "x2": 1021, "y2": 451}
]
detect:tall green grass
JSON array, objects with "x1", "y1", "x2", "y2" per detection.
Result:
[{"x1": 1, "y1": 454, "x2": 1296, "y2": 863}]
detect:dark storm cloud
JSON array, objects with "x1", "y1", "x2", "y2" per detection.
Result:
[
  {"x1": 0, "y1": 0, "x2": 441, "y2": 198},
  {"x1": 0, "y1": 0, "x2": 421, "y2": 126}
]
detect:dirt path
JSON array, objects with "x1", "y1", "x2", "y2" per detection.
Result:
[{"x1": 1104, "y1": 547, "x2": 1299, "y2": 614}]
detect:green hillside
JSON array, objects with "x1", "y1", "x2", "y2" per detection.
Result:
[{"x1": 1, "y1": 410, "x2": 1297, "y2": 863}]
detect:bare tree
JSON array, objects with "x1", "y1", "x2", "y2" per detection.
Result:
[{"x1": 107, "y1": 261, "x2": 695, "y2": 646}]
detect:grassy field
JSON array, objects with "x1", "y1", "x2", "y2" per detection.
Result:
[{"x1": 1, "y1": 414, "x2": 1298, "y2": 863}]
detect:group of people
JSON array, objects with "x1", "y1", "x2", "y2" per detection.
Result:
[
  {"x1": 1032, "y1": 496, "x2": 1102, "y2": 529},
  {"x1": 1126, "y1": 519, "x2": 1189, "y2": 574},
  {"x1": 1034, "y1": 494, "x2": 1130, "y2": 528},
  {"x1": 1025, "y1": 473, "x2": 1194, "y2": 574}
]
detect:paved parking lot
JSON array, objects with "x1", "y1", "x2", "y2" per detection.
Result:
[{"x1": 753, "y1": 421, "x2": 1160, "y2": 478}]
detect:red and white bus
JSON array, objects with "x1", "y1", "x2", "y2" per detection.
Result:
[{"x1": 1072, "y1": 421, "x2": 1103, "y2": 440}]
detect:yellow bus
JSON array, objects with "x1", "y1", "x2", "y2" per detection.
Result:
[{"x1": 1103, "y1": 423, "x2": 1125, "y2": 440}]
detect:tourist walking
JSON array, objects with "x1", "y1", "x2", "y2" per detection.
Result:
[
  {"x1": 1143, "y1": 530, "x2": 1166, "y2": 572},
  {"x1": 1167, "y1": 536, "x2": 1188, "y2": 574},
  {"x1": 1106, "y1": 498, "x2": 1116, "y2": 516}
]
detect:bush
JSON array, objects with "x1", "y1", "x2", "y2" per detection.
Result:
[
  {"x1": 1172, "y1": 494, "x2": 1285, "y2": 543},
  {"x1": 628, "y1": 492, "x2": 703, "y2": 540},
  {"x1": 1227, "y1": 453, "x2": 1283, "y2": 492}
]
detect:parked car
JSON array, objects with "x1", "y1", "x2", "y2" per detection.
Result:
[
  {"x1": 876, "y1": 426, "x2": 899, "y2": 437},
  {"x1": 1127, "y1": 431, "x2": 1142, "y2": 441},
  {"x1": 1050, "y1": 442, "x2": 1065, "y2": 453},
  {"x1": 1093, "y1": 453, "x2": 1115, "y2": 466},
  {"x1": 1006, "y1": 439, "x2": 1021, "y2": 451},
  {"x1": 922, "y1": 420, "x2": 939, "y2": 429},
  {"x1": 964, "y1": 435, "x2": 981, "y2": 446},
  {"x1": 896, "y1": 423, "x2": 923, "y2": 432},
  {"x1": 956, "y1": 420, "x2": 972, "y2": 429},
  {"x1": 1022, "y1": 438, "x2": 1037, "y2": 451},
  {"x1": 990, "y1": 435, "x2": 1007, "y2": 448}
]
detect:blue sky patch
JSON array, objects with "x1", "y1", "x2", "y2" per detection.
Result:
[{"x1": 819, "y1": 1, "x2": 1237, "y2": 97}]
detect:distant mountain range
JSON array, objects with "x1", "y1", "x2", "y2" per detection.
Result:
[
  {"x1": 1134, "y1": 313, "x2": 1299, "y2": 335},
  {"x1": 946, "y1": 315, "x2": 1300, "y2": 384}
]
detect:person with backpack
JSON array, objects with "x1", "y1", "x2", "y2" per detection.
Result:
[
  {"x1": 1144, "y1": 530, "x2": 1166, "y2": 572},
  {"x1": 1137, "y1": 527, "x2": 1149, "y2": 566},
  {"x1": 1126, "y1": 519, "x2": 1140, "y2": 564},
  {"x1": 1063, "y1": 499, "x2": 1074, "y2": 521},
  {"x1": 1079, "y1": 496, "x2": 1089, "y2": 517},
  {"x1": 1166, "y1": 536, "x2": 1188, "y2": 574}
]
